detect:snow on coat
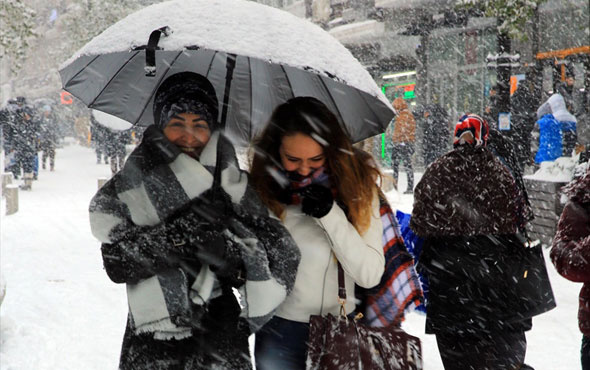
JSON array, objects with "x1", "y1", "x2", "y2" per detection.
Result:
[
  {"x1": 411, "y1": 145, "x2": 523, "y2": 237},
  {"x1": 551, "y1": 170, "x2": 590, "y2": 336}
]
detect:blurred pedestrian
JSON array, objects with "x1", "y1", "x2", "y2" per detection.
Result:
[
  {"x1": 411, "y1": 114, "x2": 545, "y2": 370},
  {"x1": 39, "y1": 105, "x2": 59, "y2": 171},
  {"x1": 250, "y1": 97, "x2": 385, "y2": 370},
  {"x1": 11, "y1": 97, "x2": 39, "y2": 190},
  {"x1": 551, "y1": 166, "x2": 590, "y2": 370},
  {"x1": 483, "y1": 85, "x2": 499, "y2": 126},
  {"x1": 74, "y1": 114, "x2": 90, "y2": 146},
  {"x1": 89, "y1": 72, "x2": 299, "y2": 370},
  {"x1": 104, "y1": 128, "x2": 130, "y2": 176},
  {"x1": 90, "y1": 117, "x2": 109, "y2": 164},
  {"x1": 1, "y1": 99, "x2": 19, "y2": 175},
  {"x1": 421, "y1": 103, "x2": 450, "y2": 167},
  {"x1": 390, "y1": 97, "x2": 416, "y2": 193},
  {"x1": 535, "y1": 95, "x2": 566, "y2": 164},
  {"x1": 557, "y1": 65, "x2": 581, "y2": 118},
  {"x1": 510, "y1": 77, "x2": 537, "y2": 171}
]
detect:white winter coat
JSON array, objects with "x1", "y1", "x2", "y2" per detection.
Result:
[{"x1": 275, "y1": 194, "x2": 384, "y2": 322}]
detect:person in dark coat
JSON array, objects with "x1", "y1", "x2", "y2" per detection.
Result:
[
  {"x1": 88, "y1": 72, "x2": 300, "y2": 370},
  {"x1": 1, "y1": 99, "x2": 19, "y2": 174},
  {"x1": 483, "y1": 85, "x2": 500, "y2": 126},
  {"x1": 420, "y1": 103, "x2": 450, "y2": 167},
  {"x1": 90, "y1": 117, "x2": 109, "y2": 164},
  {"x1": 509, "y1": 78, "x2": 537, "y2": 171},
  {"x1": 551, "y1": 167, "x2": 590, "y2": 370},
  {"x1": 103, "y1": 128, "x2": 130, "y2": 176},
  {"x1": 11, "y1": 97, "x2": 39, "y2": 190},
  {"x1": 39, "y1": 105, "x2": 59, "y2": 171},
  {"x1": 411, "y1": 114, "x2": 543, "y2": 370}
]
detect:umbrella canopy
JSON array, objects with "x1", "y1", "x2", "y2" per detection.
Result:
[{"x1": 60, "y1": 0, "x2": 393, "y2": 145}]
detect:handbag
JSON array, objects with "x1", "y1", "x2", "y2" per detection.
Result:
[
  {"x1": 306, "y1": 263, "x2": 422, "y2": 370},
  {"x1": 499, "y1": 237, "x2": 557, "y2": 323}
]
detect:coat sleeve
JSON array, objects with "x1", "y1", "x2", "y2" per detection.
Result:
[
  {"x1": 90, "y1": 180, "x2": 199, "y2": 284},
  {"x1": 550, "y1": 201, "x2": 590, "y2": 283},
  {"x1": 318, "y1": 194, "x2": 385, "y2": 289},
  {"x1": 234, "y1": 185, "x2": 300, "y2": 294}
]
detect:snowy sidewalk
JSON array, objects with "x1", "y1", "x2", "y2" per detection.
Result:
[{"x1": 0, "y1": 143, "x2": 582, "y2": 369}]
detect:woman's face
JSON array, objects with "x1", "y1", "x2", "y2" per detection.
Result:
[
  {"x1": 279, "y1": 132, "x2": 325, "y2": 177},
  {"x1": 163, "y1": 112, "x2": 211, "y2": 157}
]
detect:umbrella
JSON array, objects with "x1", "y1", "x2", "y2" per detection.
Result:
[{"x1": 59, "y1": 0, "x2": 393, "y2": 145}]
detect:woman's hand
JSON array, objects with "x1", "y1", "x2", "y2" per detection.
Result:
[{"x1": 299, "y1": 184, "x2": 334, "y2": 218}]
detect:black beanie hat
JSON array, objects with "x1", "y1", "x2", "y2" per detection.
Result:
[{"x1": 153, "y1": 72, "x2": 219, "y2": 130}]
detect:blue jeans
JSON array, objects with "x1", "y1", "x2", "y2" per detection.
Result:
[{"x1": 255, "y1": 317, "x2": 309, "y2": 370}]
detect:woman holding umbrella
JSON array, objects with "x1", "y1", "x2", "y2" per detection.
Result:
[
  {"x1": 249, "y1": 97, "x2": 385, "y2": 369},
  {"x1": 89, "y1": 72, "x2": 300, "y2": 370}
]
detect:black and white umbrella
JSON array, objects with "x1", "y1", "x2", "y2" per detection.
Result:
[{"x1": 59, "y1": 0, "x2": 393, "y2": 145}]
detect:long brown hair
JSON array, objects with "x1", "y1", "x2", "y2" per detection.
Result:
[{"x1": 250, "y1": 97, "x2": 381, "y2": 235}]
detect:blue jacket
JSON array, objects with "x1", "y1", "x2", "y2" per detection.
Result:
[{"x1": 535, "y1": 114, "x2": 562, "y2": 163}]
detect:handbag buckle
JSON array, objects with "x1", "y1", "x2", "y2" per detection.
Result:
[
  {"x1": 172, "y1": 238, "x2": 186, "y2": 247},
  {"x1": 338, "y1": 298, "x2": 347, "y2": 317}
]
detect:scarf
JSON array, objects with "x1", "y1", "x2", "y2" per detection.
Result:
[
  {"x1": 90, "y1": 130, "x2": 299, "y2": 339},
  {"x1": 281, "y1": 166, "x2": 335, "y2": 205},
  {"x1": 361, "y1": 195, "x2": 423, "y2": 327}
]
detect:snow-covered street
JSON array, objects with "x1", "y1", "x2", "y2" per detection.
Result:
[{"x1": 0, "y1": 143, "x2": 583, "y2": 369}]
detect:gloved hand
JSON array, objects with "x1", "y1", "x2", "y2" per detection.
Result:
[
  {"x1": 167, "y1": 206, "x2": 246, "y2": 286},
  {"x1": 210, "y1": 238, "x2": 246, "y2": 288},
  {"x1": 189, "y1": 188, "x2": 234, "y2": 226},
  {"x1": 203, "y1": 288, "x2": 242, "y2": 332},
  {"x1": 141, "y1": 125, "x2": 181, "y2": 163},
  {"x1": 299, "y1": 184, "x2": 334, "y2": 218}
]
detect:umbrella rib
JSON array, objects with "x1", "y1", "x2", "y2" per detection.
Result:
[
  {"x1": 359, "y1": 91, "x2": 384, "y2": 133},
  {"x1": 135, "y1": 50, "x2": 185, "y2": 125},
  {"x1": 204, "y1": 50, "x2": 217, "y2": 79},
  {"x1": 63, "y1": 55, "x2": 101, "y2": 90},
  {"x1": 87, "y1": 51, "x2": 141, "y2": 108},
  {"x1": 278, "y1": 64, "x2": 295, "y2": 99},
  {"x1": 317, "y1": 76, "x2": 348, "y2": 135},
  {"x1": 248, "y1": 56, "x2": 253, "y2": 141}
]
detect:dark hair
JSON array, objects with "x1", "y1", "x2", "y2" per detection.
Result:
[{"x1": 250, "y1": 97, "x2": 380, "y2": 234}]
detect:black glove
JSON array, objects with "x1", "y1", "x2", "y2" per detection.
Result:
[
  {"x1": 190, "y1": 188, "x2": 233, "y2": 226},
  {"x1": 141, "y1": 125, "x2": 181, "y2": 163},
  {"x1": 202, "y1": 288, "x2": 242, "y2": 332},
  {"x1": 299, "y1": 184, "x2": 334, "y2": 218}
]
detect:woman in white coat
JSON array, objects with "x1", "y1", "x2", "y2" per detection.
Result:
[{"x1": 250, "y1": 97, "x2": 385, "y2": 369}]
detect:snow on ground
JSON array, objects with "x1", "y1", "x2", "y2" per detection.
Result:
[{"x1": 0, "y1": 143, "x2": 582, "y2": 369}]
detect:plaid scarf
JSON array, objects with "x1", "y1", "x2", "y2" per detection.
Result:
[{"x1": 362, "y1": 196, "x2": 424, "y2": 327}]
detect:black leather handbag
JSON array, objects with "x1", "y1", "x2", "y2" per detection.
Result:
[
  {"x1": 500, "y1": 238, "x2": 557, "y2": 323},
  {"x1": 306, "y1": 263, "x2": 422, "y2": 370}
]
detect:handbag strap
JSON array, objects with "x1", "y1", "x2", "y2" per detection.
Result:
[{"x1": 337, "y1": 262, "x2": 347, "y2": 315}]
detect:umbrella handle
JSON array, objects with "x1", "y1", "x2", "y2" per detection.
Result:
[
  {"x1": 145, "y1": 26, "x2": 172, "y2": 77},
  {"x1": 212, "y1": 53, "x2": 237, "y2": 200}
]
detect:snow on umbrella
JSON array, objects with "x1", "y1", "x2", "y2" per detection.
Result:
[
  {"x1": 59, "y1": 0, "x2": 393, "y2": 145},
  {"x1": 91, "y1": 109, "x2": 132, "y2": 131}
]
